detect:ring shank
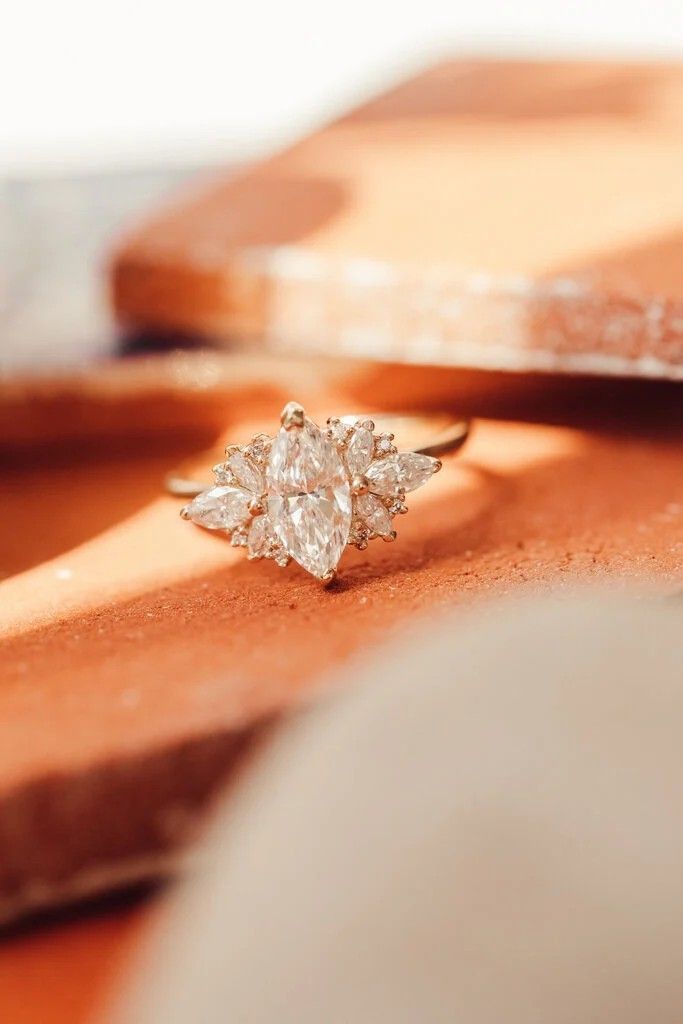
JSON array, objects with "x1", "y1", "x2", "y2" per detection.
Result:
[
  {"x1": 165, "y1": 413, "x2": 470, "y2": 498},
  {"x1": 366, "y1": 414, "x2": 470, "y2": 458}
]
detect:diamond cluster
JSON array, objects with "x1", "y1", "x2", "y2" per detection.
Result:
[{"x1": 181, "y1": 404, "x2": 441, "y2": 581}]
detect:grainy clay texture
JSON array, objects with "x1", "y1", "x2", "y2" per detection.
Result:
[
  {"x1": 112, "y1": 61, "x2": 683, "y2": 377},
  {"x1": 0, "y1": 372, "x2": 682, "y2": 927}
]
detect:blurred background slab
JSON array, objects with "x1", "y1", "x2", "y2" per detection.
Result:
[{"x1": 112, "y1": 60, "x2": 683, "y2": 380}]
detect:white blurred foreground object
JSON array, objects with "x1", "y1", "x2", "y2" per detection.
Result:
[{"x1": 112, "y1": 594, "x2": 683, "y2": 1024}]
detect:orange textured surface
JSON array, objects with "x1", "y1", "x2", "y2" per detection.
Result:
[
  {"x1": 0, "y1": 373, "x2": 681, "y2": 1016},
  {"x1": 1, "y1": 374, "x2": 683, "y2": 918},
  {"x1": 112, "y1": 60, "x2": 683, "y2": 376},
  {"x1": 0, "y1": 900, "x2": 146, "y2": 1024}
]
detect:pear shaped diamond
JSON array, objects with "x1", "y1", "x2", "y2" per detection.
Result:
[
  {"x1": 184, "y1": 486, "x2": 251, "y2": 531},
  {"x1": 366, "y1": 452, "x2": 439, "y2": 496},
  {"x1": 354, "y1": 492, "x2": 393, "y2": 538},
  {"x1": 266, "y1": 415, "x2": 352, "y2": 578},
  {"x1": 246, "y1": 513, "x2": 288, "y2": 564}
]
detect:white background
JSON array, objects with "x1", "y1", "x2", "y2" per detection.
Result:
[{"x1": 3, "y1": 0, "x2": 683, "y2": 176}]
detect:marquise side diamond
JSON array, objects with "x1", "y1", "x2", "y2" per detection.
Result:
[
  {"x1": 184, "y1": 486, "x2": 251, "y2": 531},
  {"x1": 365, "y1": 452, "x2": 439, "y2": 495}
]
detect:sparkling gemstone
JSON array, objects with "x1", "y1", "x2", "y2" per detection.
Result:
[
  {"x1": 366, "y1": 452, "x2": 439, "y2": 495},
  {"x1": 247, "y1": 514, "x2": 272, "y2": 558},
  {"x1": 354, "y1": 492, "x2": 393, "y2": 537},
  {"x1": 328, "y1": 419, "x2": 349, "y2": 443},
  {"x1": 213, "y1": 464, "x2": 234, "y2": 485},
  {"x1": 266, "y1": 416, "x2": 352, "y2": 577},
  {"x1": 185, "y1": 486, "x2": 251, "y2": 531},
  {"x1": 245, "y1": 434, "x2": 270, "y2": 461},
  {"x1": 227, "y1": 451, "x2": 265, "y2": 495},
  {"x1": 345, "y1": 425, "x2": 374, "y2": 476}
]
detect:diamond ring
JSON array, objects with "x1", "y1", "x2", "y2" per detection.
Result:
[{"x1": 166, "y1": 403, "x2": 470, "y2": 583}]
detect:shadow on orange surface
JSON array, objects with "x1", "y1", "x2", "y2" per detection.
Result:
[{"x1": 0, "y1": 890, "x2": 151, "y2": 1024}]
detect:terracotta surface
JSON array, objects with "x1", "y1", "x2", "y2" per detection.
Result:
[
  {"x1": 112, "y1": 60, "x2": 683, "y2": 377},
  {"x1": 0, "y1": 372, "x2": 681, "y2": 1020},
  {"x1": 1, "y1": 368, "x2": 682, "y2": 926},
  {"x1": 4, "y1": 350, "x2": 667, "y2": 451},
  {"x1": 0, "y1": 898, "x2": 147, "y2": 1024}
]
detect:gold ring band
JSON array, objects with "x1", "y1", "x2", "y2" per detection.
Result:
[{"x1": 165, "y1": 412, "x2": 470, "y2": 499}]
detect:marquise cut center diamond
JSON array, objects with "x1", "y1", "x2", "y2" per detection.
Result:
[{"x1": 265, "y1": 417, "x2": 352, "y2": 578}]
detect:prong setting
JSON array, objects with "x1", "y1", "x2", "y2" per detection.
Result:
[
  {"x1": 281, "y1": 401, "x2": 305, "y2": 430},
  {"x1": 180, "y1": 405, "x2": 446, "y2": 578}
]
